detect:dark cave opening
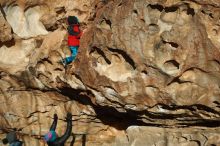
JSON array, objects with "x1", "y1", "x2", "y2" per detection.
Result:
[
  {"x1": 59, "y1": 87, "x2": 163, "y2": 130},
  {"x1": 59, "y1": 87, "x2": 220, "y2": 130}
]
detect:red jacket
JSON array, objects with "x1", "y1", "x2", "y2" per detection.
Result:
[{"x1": 68, "y1": 24, "x2": 82, "y2": 46}]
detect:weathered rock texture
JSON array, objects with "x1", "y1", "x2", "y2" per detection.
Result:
[{"x1": 0, "y1": 0, "x2": 220, "y2": 146}]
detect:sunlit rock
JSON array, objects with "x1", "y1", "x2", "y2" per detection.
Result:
[
  {"x1": 4, "y1": 5, "x2": 48, "y2": 38},
  {"x1": 0, "y1": 0, "x2": 220, "y2": 146}
]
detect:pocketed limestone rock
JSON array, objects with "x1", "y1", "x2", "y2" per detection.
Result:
[
  {"x1": 0, "y1": 0, "x2": 220, "y2": 146},
  {"x1": 0, "y1": 7, "x2": 12, "y2": 42}
]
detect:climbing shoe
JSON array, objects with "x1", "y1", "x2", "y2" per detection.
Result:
[{"x1": 58, "y1": 59, "x2": 67, "y2": 67}]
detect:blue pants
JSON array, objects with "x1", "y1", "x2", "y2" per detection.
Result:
[{"x1": 65, "y1": 46, "x2": 79, "y2": 64}]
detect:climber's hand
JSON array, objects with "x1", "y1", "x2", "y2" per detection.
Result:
[
  {"x1": 54, "y1": 114, "x2": 58, "y2": 120},
  {"x1": 66, "y1": 112, "x2": 72, "y2": 121}
]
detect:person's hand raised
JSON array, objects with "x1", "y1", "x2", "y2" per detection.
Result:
[
  {"x1": 66, "y1": 112, "x2": 72, "y2": 121},
  {"x1": 54, "y1": 114, "x2": 58, "y2": 120}
]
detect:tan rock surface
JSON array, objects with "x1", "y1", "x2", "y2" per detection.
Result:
[
  {"x1": 0, "y1": 0, "x2": 220, "y2": 146},
  {"x1": 0, "y1": 5, "x2": 12, "y2": 42}
]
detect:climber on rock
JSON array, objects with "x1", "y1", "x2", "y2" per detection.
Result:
[
  {"x1": 60, "y1": 16, "x2": 82, "y2": 66},
  {"x1": 2, "y1": 131, "x2": 23, "y2": 146},
  {"x1": 44, "y1": 113, "x2": 72, "y2": 146}
]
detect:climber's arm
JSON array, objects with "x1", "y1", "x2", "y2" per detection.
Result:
[
  {"x1": 76, "y1": 31, "x2": 82, "y2": 39},
  {"x1": 50, "y1": 114, "x2": 58, "y2": 131},
  {"x1": 56, "y1": 113, "x2": 72, "y2": 144}
]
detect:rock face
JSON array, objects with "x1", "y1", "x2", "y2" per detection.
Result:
[
  {"x1": 0, "y1": 5, "x2": 12, "y2": 42},
  {"x1": 0, "y1": 0, "x2": 220, "y2": 146}
]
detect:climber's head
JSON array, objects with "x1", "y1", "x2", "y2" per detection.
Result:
[
  {"x1": 67, "y1": 16, "x2": 79, "y2": 25},
  {"x1": 2, "y1": 132, "x2": 18, "y2": 144},
  {"x1": 44, "y1": 131, "x2": 57, "y2": 142}
]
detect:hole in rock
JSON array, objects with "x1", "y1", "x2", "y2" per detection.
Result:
[
  {"x1": 170, "y1": 42, "x2": 179, "y2": 48},
  {"x1": 209, "y1": 13, "x2": 214, "y2": 18},
  {"x1": 47, "y1": 17, "x2": 67, "y2": 31},
  {"x1": 54, "y1": 68, "x2": 63, "y2": 71},
  {"x1": 164, "y1": 60, "x2": 180, "y2": 69},
  {"x1": 91, "y1": 47, "x2": 111, "y2": 64},
  {"x1": 0, "y1": 38, "x2": 15, "y2": 48},
  {"x1": 187, "y1": 7, "x2": 195, "y2": 16},
  {"x1": 140, "y1": 18, "x2": 145, "y2": 23},
  {"x1": 164, "y1": 6, "x2": 178, "y2": 12},
  {"x1": 36, "y1": 39, "x2": 43, "y2": 48},
  {"x1": 201, "y1": 9, "x2": 213, "y2": 18},
  {"x1": 179, "y1": 119, "x2": 220, "y2": 127},
  {"x1": 141, "y1": 70, "x2": 148, "y2": 75},
  {"x1": 201, "y1": 10, "x2": 205, "y2": 14},
  {"x1": 163, "y1": 40, "x2": 179, "y2": 48},
  {"x1": 56, "y1": 7, "x2": 66, "y2": 15},
  {"x1": 107, "y1": 47, "x2": 136, "y2": 69},
  {"x1": 149, "y1": 23, "x2": 158, "y2": 27},
  {"x1": 102, "y1": 18, "x2": 112, "y2": 28},
  {"x1": 148, "y1": 4, "x2": 164, "y2": 12},
  {"x1": 213, "y1": 101, "x2": 220, "y2": 105},
  {"x1": 46, "y1": 25, "x2": 59, "y2": 32},
  {"x1": 133, "y1": 9, "x2": 138, "y2": 14},
  {"x1": 118, "y1": 2, "x2": 122, "y2": 7}
]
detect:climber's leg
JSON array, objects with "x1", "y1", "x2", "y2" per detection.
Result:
[
  {"x1": 70, "y1": 46, "x2": 79, "y2": 61},
  {"x1": 61, "y1": 46, "x2": 79, "y2": 66},
  {"x1": 65, "y1": 56, "x2": 73, "y2": 64}
]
